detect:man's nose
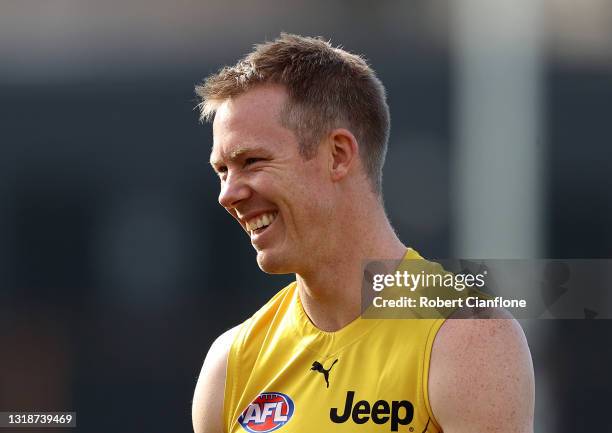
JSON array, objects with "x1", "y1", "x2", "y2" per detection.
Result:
[{"x1": 218, "y1": 173, "x2": 251, "y2": 209}]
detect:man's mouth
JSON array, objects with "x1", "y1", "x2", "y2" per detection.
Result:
[{"x1": 245, "y1": 212, "x2": 278, "y2": 235}]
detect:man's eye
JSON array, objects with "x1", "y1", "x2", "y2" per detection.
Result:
[{"x1": 245, "y1": 158, "x2": 264, "y2": 166}]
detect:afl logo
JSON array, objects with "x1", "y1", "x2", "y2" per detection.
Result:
[{"x1": 238, "y1": 392, "x2": 295, "y2": 433}]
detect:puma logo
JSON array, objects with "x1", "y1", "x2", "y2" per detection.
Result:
[{"x1": 310, "y1": 359, "x2": 338, "y2": 388}]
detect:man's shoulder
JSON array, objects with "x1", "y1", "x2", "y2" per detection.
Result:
[
  {"x1": 432, "y1": 309, "x2": 530, "y2": 363},
  {"x1": 192, "y1": 324, "x2": 241, "y2": 433},
  {"x1": 192, "y1": 281, "x2": 299, "y2": 433},
  {"x1": 198, "y1": 280, "x2": 298, "y2": 378},
  {"x1": 429, "y1": 312, "x2": 535, "y2": 432}
]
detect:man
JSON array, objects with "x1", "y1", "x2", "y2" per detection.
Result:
[{"x1": 192, "y1": 34, "x2": 534, "y2": 433}]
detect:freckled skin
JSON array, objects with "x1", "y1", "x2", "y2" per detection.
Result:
[{"x1": 429, "y1": 310, "x2": 535, "y2": 433}]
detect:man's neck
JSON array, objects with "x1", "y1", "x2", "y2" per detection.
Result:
[{"x1": 295, "y1": 205, "x2": 407, "y2": 332}]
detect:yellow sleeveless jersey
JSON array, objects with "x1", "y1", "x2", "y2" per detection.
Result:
[{"x1": 223, "y1": 249, "x2": 445, "y2": 433}]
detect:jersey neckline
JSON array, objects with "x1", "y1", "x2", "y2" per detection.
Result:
[{"x1": 288, "y1": 247, "x2": 423, "y2": 357}]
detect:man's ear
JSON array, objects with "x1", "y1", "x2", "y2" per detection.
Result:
[{"x1": 328, "y1": 128, "x2": 359, "y2": 182}]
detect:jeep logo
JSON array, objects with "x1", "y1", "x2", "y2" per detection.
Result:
[{"x1": 330, "y1": 391, "x2": 414, "y2": 431}]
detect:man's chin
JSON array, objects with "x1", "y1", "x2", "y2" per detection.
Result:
[{"x1": 256, "y1": 250, "x2": 293, "y2": 275}]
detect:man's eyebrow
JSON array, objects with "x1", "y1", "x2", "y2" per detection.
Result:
[
  {"x1": 229, "y1": 147, "x2": 250, "y2": 160},
  {"x1": 210, "y1": 146, "x2": 268, "y2": 166}
]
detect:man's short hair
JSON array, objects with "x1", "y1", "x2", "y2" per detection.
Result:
[{"x1": 196, "y1": 33, "x2": 390, "y2": 194}]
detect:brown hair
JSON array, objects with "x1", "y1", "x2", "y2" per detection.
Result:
[{"x1": 196, "y1": 33, "x2": 390, "y2": 193}]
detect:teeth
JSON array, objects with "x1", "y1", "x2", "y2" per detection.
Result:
[{"x1": 246, "y1": 212, "x2": 277, "y2": 232}]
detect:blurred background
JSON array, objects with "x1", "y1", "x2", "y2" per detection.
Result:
[{"x1": 0, "y1": 0, "x2": 610, "y2": 432}]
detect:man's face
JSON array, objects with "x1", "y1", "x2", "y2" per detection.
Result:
[{"x1": 210, "y1": 85, "x2": 332, "y2": 273}]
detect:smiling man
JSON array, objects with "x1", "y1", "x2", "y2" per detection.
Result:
[{"x1": 192, "y1": 34, "x2": 534, "y2": 433}]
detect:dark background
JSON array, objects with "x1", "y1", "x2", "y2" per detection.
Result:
[{"x1": 1, "y1": 1, "x2": 611, "y2": 432}]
